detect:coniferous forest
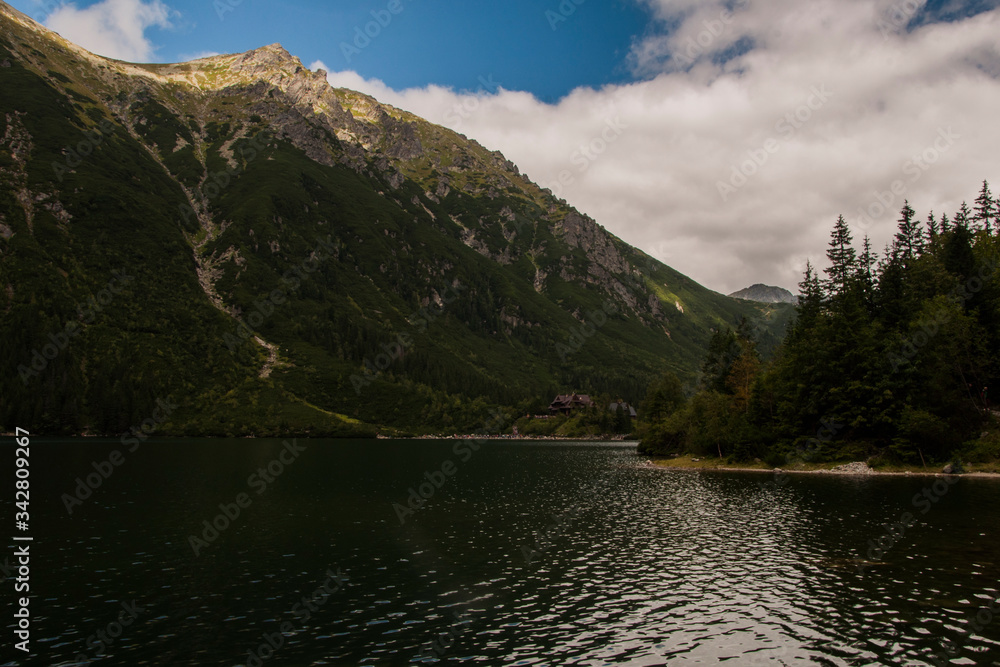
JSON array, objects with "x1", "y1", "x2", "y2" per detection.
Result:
[{"x1": 638, "y1": 181, "x2": 1000, "y2": 468}]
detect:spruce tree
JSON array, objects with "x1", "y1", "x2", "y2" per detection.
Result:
[
  {"x1": 726, "y1": 347, "x2": 760, "y2": 414},
  {"x1": 942, "y1": 222, "x2": 976, "y2": 284},
  {"x1": 797, "y1": 261, "x2": 823, "y2": 324},
  {"x1": 702, "y1": 328, "x2": 741, "y2": 393},
  {"x1": 824, "y1": 215, "x2": 857, "y2": 296},
  {"x1": 857, "y1": 235, "x2": 877, "y2": 303},
  {"x1": 893, "y1": 200, "x2": 923, "y2": 262},
  {"x1": 954, "y1": 202, "x2": 972, "y2": 230},
  {"x1": 927, "y1": 211, "x2": 938, "y2": 238},
  {"x1": 974, "y1": 180, "x2": 996, "y2": 234},
  {"x1": 876, "y1": 243, "x2": 906, "y2": 327}
]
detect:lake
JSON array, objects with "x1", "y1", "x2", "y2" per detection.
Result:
[{"x1": 3, "y1": 438, "x2": 1000, "y2": 666}]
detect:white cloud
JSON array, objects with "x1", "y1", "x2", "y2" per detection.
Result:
[
  {"x1": 45, "y1": 0, "x2": 172, "y2": 62},
  {"x1": 317, "y1": 2, "x2": 1000, "y2": 294}
]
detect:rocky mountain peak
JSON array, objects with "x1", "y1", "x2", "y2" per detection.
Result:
[
  {"x1": 226, "y1": 42, "x2": 310, "y2": 82},
  {"x1": 728, "y1": 284, "x2": 798, "y2": 305}
]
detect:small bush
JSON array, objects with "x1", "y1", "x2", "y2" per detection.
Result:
[
  {"x1": 960, "y1": 431, "x2": 1000, "y2": 463},
  {"x1": 763, "y1": 449, "x2": 787, "y2": 468},
  {"x1": 731, "y1": 439, "x2": 763, "y2": 463}
]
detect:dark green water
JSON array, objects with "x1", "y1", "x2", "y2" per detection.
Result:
[{"x1": 3, "y1": 438, "x2": 1000, "y2": 666}]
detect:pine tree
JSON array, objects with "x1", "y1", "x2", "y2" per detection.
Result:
[
  {"x1": 639, "y1": 372, "x2": 686, "y2": 424},
  {"x1": 797, "y1": 261, "x2": 823, "y2": 323},
  {"x1": 824, "y1": 215, "x2": 857, "y2": 296},
  {"x1": 726, "y1": 348, "x2": 760, "y2": 414},
  {"x1": 927, "y1": 211, "x2": 938, "y2": 238},
  {"x1": 893, "y1": 200, "x2": 923, "y2": 262},
  {"x1": 857, "y1": 235, "x2": 876, "y2": 299},
  {"x1": 974, "y1": 180, "x2": 996, "y2": 234},
  {"x1": 735, "y1": 315, "x2": 757, "y2": 345},
  {"x1": 940, "y1": 212, "x2": 950, "y2": 234},
  {"x1": 613, "y1": 402, "x2": 632, "y2": 433},
  {"x1": 942, "y1": 221, "x2": 976, "y2": 284},
  {"x1": 876, "y1": 243, "x2": 907, "y2": 327},
  {"x1": 636, "y1": 372, "x2": 688, "y2": 455},
  {"x1": 954, "y1": 202, "x2": 972, "y2": 230},
  {"x1": 702, "y1": 328, "x2": 741, "y2": 393}
]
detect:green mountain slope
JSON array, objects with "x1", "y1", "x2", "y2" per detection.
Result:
[{"x1": 0, "y1": 2, "x2": 788, "y2": 436}]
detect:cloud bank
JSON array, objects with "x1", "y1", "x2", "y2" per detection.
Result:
[
  {"x1": 315, "y1": 0, "x2": 1000, "y2": 294},
  {"x1": 45, "y1": 0, "x2": 172, "y2": 62}
]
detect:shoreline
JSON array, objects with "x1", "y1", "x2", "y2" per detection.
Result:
[
  {"x1": 643, "y1": 455, "x2": 1000, "y2": 478},
  {"x1": 378, "y1": 434, "x2": 635, "y2": 441}
]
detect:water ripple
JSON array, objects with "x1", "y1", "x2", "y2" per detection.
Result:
[{"x1": 6, "y1": 439, "x2": 1000, "y2": 665}]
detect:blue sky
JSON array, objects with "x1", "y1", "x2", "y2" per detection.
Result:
[
  {"x1": 8, "y1": 0, "x2": 1000, "y2": 293},
  {"x1": 11, "y1": 0, "x2": 652, "y2": 103}
]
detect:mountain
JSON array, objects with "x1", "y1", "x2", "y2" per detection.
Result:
[
  {"x1": 728, "y1": 284, "x2": 798, "y2": 305},
  {"x1": 0, "y1": 2, "x2": 788, "y2": 436}
]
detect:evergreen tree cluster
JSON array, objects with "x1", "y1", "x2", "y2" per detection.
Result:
[{"x1": 639, "y1": 181, "x2": 1000, "y2": 466}]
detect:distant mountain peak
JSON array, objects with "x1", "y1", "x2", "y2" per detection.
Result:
[{"x1": 728, "y1": 284, "x2": 798, "y2": 304}]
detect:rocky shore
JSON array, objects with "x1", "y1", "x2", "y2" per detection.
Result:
[{"x1": 644, "y1": 457, "x2": 1000, "y2": 477}]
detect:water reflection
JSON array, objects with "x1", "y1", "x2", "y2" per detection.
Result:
[{"x1": 4, "y1": 438, "x2": 1000, "y2": 665}]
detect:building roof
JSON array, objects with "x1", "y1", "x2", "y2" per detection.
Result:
[
  {"x1": 549, "y1": 393, "x2": 594, "y2": 410},
  {"x1": 609, "y1": 400, "x2": 638, "y2": 418}
]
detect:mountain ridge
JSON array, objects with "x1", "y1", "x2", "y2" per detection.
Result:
[
  {"x1": 0, "y1": 1, "x2": 790, "y2": 436},
  {"x1": 728, "y1": 284, "x2": 798, "y2": 305}
]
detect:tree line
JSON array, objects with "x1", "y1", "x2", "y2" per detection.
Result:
[{"x1": 638, "y1": 180, "x2": 1000, "y2": 467}]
